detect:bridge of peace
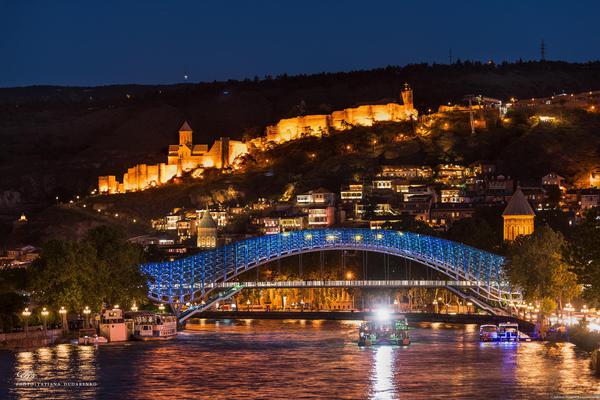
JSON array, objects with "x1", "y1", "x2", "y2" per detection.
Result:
[{"x1": 141, "y1": 228, "x2": 522, "y2": 323}]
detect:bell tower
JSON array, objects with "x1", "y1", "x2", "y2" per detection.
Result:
[
  {"x1": 502, "y1": 188, "x2": 535, "y2": 241},
  {"x1": 179, "y1": 121, "x2": 193, "y2": 147},
  {"x1": 401, "y1": 83, "x2": 413, "y2": 109}
]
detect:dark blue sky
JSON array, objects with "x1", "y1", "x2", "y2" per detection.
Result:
[{"x1": 2, "y1": 1, "x2": 599, "y2": 87}]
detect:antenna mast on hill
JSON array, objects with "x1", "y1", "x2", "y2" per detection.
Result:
[
  {"x1": 540, "y1": 40, "x2": 546, "y2": 61},
  {"x1": 449, "y1": 48, "x2": 453, "y2": 64}
]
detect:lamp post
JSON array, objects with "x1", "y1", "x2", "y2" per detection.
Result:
[
  {"x1": 158, "y1": 303, "x2": 165, "y2": 313},
  {"x1": 300, "y1": 299, "x2": 305, "y2": 312},
  {"x1": 246, "y1": 299, "x2": 251, "y2": 312},
  {"x1": 59, "y1": 306, "x2": 68, "y2": 334},
  {"x1": 83, "y1": 306, "x2": 91, "y2": 329},
  {"x1": 41, "y1": 307, "x2": 49, "y2": 334},
  {"x1": 433, "y1": 300, "x2": 438, "y2": 314},
  {"x1": 22, "y1": 308, "x2": 31, "y2": 336},
  {"x1": 131, "y1": 303, "x2": 138, "y2": 312}
]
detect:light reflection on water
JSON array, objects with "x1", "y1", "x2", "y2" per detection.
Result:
[
  {"x1": 372, "y1": 346, "x2": 396, "y2": 399},
  {"x1": 1, "y1": 320, "x2": 598, "y2": 400}
]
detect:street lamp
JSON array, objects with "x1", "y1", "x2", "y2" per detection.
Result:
[
  {"x1": 158, "y1": 304, "x2": 165, "y2": 313},
  {"x1": 433, "y1": 300, "x2": 439, "y2": 314},
  {"x1": 59, "y1": 306, "x2": 68, "y2": 334},
  {"x1": 83, "y1": 306, "x2": 91, "y2": 328},
  {"x1": 41, "y1": 307, "x2": 49, "y2": 333},
  {"x1": 346, "y1": 271, "x2": 354, "y2": 280},
  {"x1": 22, "y1": 308, "x2": 31, "y2": 335},
  {"x1": 300, "y1": 299, "x2": 305, "y2": 312},
  {"x1": 131, "y1": 303, "x2": 138, "y2": 312},
  {"x1": 466, "y1": 302, "x2": 473, "y2": 315},
  {"x1": 246, "y1": 299, "x2": 251, "y2": 312}
]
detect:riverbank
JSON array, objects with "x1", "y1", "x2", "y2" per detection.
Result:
[
  {"x1": 186, "y1": 311, "x2": 535, "y2": 332},
  {"x1": 0, "y1": 329, "x2": 62, "y2": 350}
]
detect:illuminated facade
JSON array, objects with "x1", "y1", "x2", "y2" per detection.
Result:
[
  {"x1": 502, "y1": 188, "x2": 535, "y2": 241},
  {"x1": 99, "y1": 86, "x2": 417, "y2": 193},
  {"x1": 98, "y1": 122, "x2": 248, "y2": 193},
  {"x1": 263, "y1": 85, "x2": 417, "y2": 144},
  {"x1": 197, "y1": 210, "x2": 218, "y2": 249}
]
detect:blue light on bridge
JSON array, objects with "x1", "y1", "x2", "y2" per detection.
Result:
[{"x1": 140, "y1": 229, "x2": 518, "y2": 310}]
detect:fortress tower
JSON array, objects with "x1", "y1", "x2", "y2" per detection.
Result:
[
  {"x1": 179, "y1": 121, "x2": 193, "y2": 147},
  {"x1": 502, "y1": 188, "x2": 535, "y2": 241},
  {"x1": 401, "y1": 83, "x2": 414, "y2": 109}
]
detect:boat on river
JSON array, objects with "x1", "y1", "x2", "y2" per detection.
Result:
[
  {"x1": 479, "y1": 322, "x2": 520, "y2": 342},
  {"x1": 125, "y1": 311, "x2": 177, "y2": 341},
  {"x1": 358, "y1": 309, "x2": 410, "y2": 346}
]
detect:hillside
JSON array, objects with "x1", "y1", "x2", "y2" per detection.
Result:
[
  {"x1": 2, "y1": 61, "x2": 600, "y2": 205},
  {"x1": 56, "y1": 107, "x2": 600, "y2": 226}
]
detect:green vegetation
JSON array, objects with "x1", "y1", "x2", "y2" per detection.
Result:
[
  {"x1": 566, "y1": 209, "x2": 600, "y2": 305},
  {"x1": 505, "y1": 225, "x2": 580, "y2": 314},
  {"x1": 27, "y1": 226, "x2": 149, "y2": 315},
  {"x1": 0, "y1": 268, "x2": 27, "y2": 332}
]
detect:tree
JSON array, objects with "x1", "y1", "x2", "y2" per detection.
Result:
[
  {"x1": 566, "y1": 210, "x2": 600, "y2": 306},
  {"x1": 446, "y1": 216, "x2": 499, "y2": 252},
  {"x1": 28, "y1": 239, "x2": 98, "y2": 312},
  {"x1": 84, "y1": 226, "x2": 148, "y2": 308},
  {"x1": 504, "y1": 225, "x2": 579, "y2": 312},
  {"x1": 28, "y1": 226, "x2": 148, "y2": 313}
]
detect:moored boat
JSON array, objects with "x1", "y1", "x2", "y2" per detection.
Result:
[
  {"x1": 479, "y1": 324, "x2": 499, "y2": 342},
  {"x1": 126, "y1": 311, "x2": 177, "y2": 341}
]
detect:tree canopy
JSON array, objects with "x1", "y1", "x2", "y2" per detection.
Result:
[
  {"x1": 566, "y1": 210, "x2": 600, "y2": 306},
  {"x1": 504, "y1": 225, "x2": 579, "y2": 310},
  {"x1": 28, "y1": 226, "x2": 148, "y2": 313}
]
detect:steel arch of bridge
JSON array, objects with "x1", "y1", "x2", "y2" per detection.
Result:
[{"x1": 141, "y1": 228, "x2": 519, "y2": 308}]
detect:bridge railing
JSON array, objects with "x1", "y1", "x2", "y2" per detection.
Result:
[{"x1": 141, "y1": 228, "x2": 519, "y2": 311}]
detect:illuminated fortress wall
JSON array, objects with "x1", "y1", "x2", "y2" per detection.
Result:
[
  {"x1": 99, "y1": 123, "x2": 247, "y2": 194},
  {"x1": 265, "y1": 86, "x2": 416, "y2": 144},
  {"x1": 98, "y1": 86, "x2": 417, "y2": 194}
]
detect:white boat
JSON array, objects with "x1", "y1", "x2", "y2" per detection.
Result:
[
  {"x1": 77, "y1": 334, "x2": 108, "y2": 345},
  {"x1": 99, "y1": 308, "x2": 128, "y2": 342},
  {"x1": 126, "y1": 311, "x2": 177, "y2": 341},
  {"x1": 479, "y1": 324, "x2": 499, "y2": 342}
]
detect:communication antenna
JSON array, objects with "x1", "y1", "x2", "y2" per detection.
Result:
[
  {"x1": 449, "y1": 48, "x2": 453, "y2": 64},
  {"x1": 540, "y1": 40, "x2": 546, "y2": 61}
]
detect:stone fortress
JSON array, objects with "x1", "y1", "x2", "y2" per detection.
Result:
[
  {"x1": 98, "y1": 85, "x2": 416, "y2": 194},
  {"x1": 98, "y1": 122, "x2": 248, "y2": 194},
  {"x1": 262, "y1": 84, "x2": 416, "y2": 144}
]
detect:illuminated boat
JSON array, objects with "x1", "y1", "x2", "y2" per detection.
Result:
[
  {"x1": 498, "y1": 322, "x2": 519, "y2": 342},
  {"x1": 479, "y1": 323, "x2": 520, "y2": 342},
  {"x1": 358, "y1": 309, "x2": 410, "y2": 346},
  {"x1": 126, "y1": 311, "x2": 178, "y2": 341},
  {"x1": 479, "y1": 324, "x2": 499, "y2": 342}
]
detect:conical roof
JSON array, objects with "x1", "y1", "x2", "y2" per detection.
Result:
[
  {"x1": 179, "y1": 121, "x2": 192, "y2": 131},
  {"x1": 502, "y1": 188, "x2": 535, "y2": 216},
  {"x1": 198, "y1": 210, "x2": 217, "y2": 228}
]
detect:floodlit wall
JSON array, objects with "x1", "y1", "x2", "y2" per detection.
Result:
[{"x1": 98, "y1": 90, "x2": 416, "y2": 194}]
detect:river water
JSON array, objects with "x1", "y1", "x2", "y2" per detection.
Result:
[{"x1": 1, "y1": 319, "x2": 598, "y2": 399}]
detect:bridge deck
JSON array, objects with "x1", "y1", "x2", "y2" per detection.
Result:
[{"x1": 205, "y1": 280, "x2": 486, "y2": 289}]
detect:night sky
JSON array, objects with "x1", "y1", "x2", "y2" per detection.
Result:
[{"x1": 2, "y1": 0, "x2": 600, "y2": 87}]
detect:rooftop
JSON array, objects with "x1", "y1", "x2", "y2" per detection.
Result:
[{"x1": 502, "y1": 188, "x2": 535, "y2": 216}]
